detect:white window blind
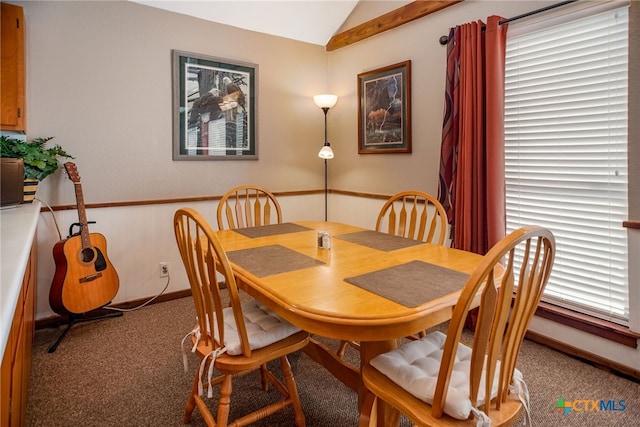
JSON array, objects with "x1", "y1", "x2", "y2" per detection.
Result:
[{"x1": 504, "y1": 5, "x2": 629, "y2": 323}]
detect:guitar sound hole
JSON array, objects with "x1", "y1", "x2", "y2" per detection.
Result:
[{"x1": 81, "y1": 247, "x2": 96, "y2": 263}]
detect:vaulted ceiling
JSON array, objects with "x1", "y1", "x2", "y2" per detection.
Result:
[
  {"x1": 130, "y1": 1, "x2": 461, "y2": 50},
  {"x1": 131, "y1": 0, "x2": 362, "y2": 46}
]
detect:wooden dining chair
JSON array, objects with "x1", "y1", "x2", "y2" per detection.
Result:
[
  {"x1": 376, "y1": 190, "x2": 448, "y2": 245},
  {"x1": 174, "y1": 208, "x2": 308, "y2": 427},
  {"x1": 358, "y1": 225, "x2": 555, "y2": 427},
  {"x1": 337, "y1": 190, "x2": 449, "y2": 359},
  {"x1": 217, "y1": 185, "x2": 282, "y2": 230}
]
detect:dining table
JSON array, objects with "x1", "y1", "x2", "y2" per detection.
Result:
[{"x1": 213, "y1": 220, "x2": 493, "y2": 426}]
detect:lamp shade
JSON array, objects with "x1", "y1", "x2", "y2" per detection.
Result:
[
  {"x1": 318, "y1": 145, "x2": 334, "y2": 159},
  {"x1": 313, "y1": 94, "x2": 338, "y2": 109}
]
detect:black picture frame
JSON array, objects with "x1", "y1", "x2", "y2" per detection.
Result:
[
  {"x1": 172, "y1": 50, "x2": 258, "y2": 160},
  {"x1": 357, "y1": 60, "x2": 411, "y2": 154}
]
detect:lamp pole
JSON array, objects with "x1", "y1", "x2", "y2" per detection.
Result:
[
  {"x1": 324, "y1": 158, "x2": 328, "y2": 221},
  {"x1": 314, "y1": 94, "x2": 337, "y2": 222},
  {"x1": 322, "y1": 107, "x2": 329, "y2": 222}
]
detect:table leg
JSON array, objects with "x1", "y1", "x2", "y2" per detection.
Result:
[
  {"x1": 360, "y1": 340, "x2": 400, "y2": 427},
  {"x1": 303, "y1": 338, "x2": 360, "y2": 391}
]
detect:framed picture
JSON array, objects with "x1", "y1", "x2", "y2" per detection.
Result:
[
  {"x1": 357, "y1": 60, "x2": 411, "y2": 154},
  {"x1": 172, "y1": 50, "x2": 258, "y2": 160}
]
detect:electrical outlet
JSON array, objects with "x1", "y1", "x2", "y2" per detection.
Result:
[{"x1": 160, "y1": 262, "x2": 169, "y2": 277}]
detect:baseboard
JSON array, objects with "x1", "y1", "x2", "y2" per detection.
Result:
[
  {"x1": 526, "y1": 330, "x2": 640, "y2": 382},
  {"x1": 35, "y1": 289, "x2": 192, "y2": 330}
]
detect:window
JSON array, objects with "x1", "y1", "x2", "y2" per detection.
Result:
[{"x1": 504, "y1": 5, "x2": 629, "y2": 323}]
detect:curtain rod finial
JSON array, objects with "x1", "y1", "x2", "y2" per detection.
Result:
[{"x1": 439, "y1": 35, "x2": 449, "y2": 45}]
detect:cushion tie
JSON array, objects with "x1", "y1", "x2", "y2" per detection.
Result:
[
  {"x1": 509, "y1": 370, "x2": 531, "y2": 426},
  {"x1": 180, "y1": 324, "x2": 201, "y2": 373},
  {"x1": 198, "y1": 347, "x2": 227, "y2": 398},
  {"x1": 469, "y1": 406, "x2": 491, "y2": 427}
]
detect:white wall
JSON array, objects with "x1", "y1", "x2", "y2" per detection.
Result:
[
  {"x1": 19, "y1": 0, "x2": 329, "y2": 205},
  {"x1": 15, "y1": 0, "x2": 329, "y2": 319}
]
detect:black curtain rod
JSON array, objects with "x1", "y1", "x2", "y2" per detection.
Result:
[{"x1": 438, "y1": 0, "x2": 579, "y2": 45}]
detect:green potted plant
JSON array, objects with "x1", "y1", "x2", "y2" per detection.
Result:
[{"x1": 0, "y1": 135, "x2": 74, "y2": 202}]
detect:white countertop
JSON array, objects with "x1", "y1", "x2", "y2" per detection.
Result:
[{"x1": 0, "y1": 201, "x2": 40, "y2": 357}]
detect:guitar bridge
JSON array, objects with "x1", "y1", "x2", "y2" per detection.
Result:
[{"x1": 79, "y1": 272, "x2": 103, "y2": 283}]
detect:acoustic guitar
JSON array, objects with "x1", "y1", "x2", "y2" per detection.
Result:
[{"x1": 49, "y1": 162, "x2": 119, "y2": 316}]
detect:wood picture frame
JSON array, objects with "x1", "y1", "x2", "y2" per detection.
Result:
[
  {"x1": 172, "y1": 50, "x2": 258, "y2": 160},
  {"x1": 357, "y1": 60, "x2": 411, "y2": 154}
]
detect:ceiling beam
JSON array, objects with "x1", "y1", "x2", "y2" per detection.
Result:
[{"x1": 325, "y1": 0, "x2": 463, "y2": 52}]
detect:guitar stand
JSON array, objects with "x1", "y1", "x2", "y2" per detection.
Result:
[{"x1": 48, "y1": 308, "x2": 123, "y2": 353}]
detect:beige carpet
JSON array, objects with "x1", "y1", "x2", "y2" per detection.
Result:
[{"x1": 26, "y1": 295, "x2": 639, "y2": 426}]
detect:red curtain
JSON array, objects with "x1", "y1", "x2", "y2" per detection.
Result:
[
  {"x1": 438, "y1": 27, "x2": 460, "y2": 228},
  {"x1": 437, "y1": 16, "x2": 508, "y2": 255}
]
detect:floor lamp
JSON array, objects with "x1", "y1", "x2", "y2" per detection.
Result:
[{"x1": 314, "y1": 94, "x2": 338, "y2": 221}]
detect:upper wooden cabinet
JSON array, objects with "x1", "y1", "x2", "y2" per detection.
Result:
[{"x1": 1, "y1": 2, "x2": 26, "y2": 132}]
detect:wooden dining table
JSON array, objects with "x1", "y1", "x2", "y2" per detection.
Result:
[{"x1": 213, "y1": 220, "x2": 490, "y2": 426}]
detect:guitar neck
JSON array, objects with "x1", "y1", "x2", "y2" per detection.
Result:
[{"x1": 73, "y1": 181, "x2": 92, "y2": 249}]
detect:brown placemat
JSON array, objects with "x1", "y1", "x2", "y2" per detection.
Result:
[
  {"x1": 232, "y1": 222, "x2": 311, "y2": 238},
  {"x1": 227, "y1": 244, "x2": 324, "y2": 277},
  {"x1": 334, "y1": 230, "x2": 425, "y2": 251},
  {"x1": 344, "y1": 260, "x2": 470, "y2": 307}
]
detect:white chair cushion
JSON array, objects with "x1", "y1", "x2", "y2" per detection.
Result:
[
  {"x1": 370, "y1": 331, "x2": 519, "y2": 421},
  {"x1": 214, "y1": 299, "x2": 302, "y2": 355}
]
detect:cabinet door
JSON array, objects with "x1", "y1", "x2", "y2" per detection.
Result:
[
  {"x1": 1, "y1": 326, "x2": 14, "y2": 427},
  {"x1": 0, "y1": 237, "x2": 36, "y2": 425},
  {"x1": 18, "y1": 250, "x2": 36, "y2": 426},
  {"x1": 0, "y1": 3, "x2": 26, "y2": 131},
  {"x1": 10, "y1": 321, "x2": 25, "y2": 427}
]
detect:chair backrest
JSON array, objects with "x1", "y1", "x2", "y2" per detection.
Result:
[
  {"x1": 217, "y1": 185, "x2": 282, "y2": 230},
  {"x1": 174, "y1": 208, "x2": 253, "y2": 357},
  {"x1": 375, "y1": 190, "x2": 448, "y2": 245},
  {"x1": 432, "y1": 225, "x2": 555, "y2": 419}
]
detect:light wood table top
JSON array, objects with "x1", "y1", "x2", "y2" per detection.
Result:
[{"x1": 215, "y1": 221, "x2": 485, "y2": 342}]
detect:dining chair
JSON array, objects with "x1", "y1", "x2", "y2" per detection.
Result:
[
  {"x1": 174, "y1": 208, "x2": 308, "y2": 427},
  {"x1": 376, "y1": 190, "x2": 448, "y2": 245},
  {"x1": 336, "y1": 190, "x2": 449, "y2": 359},
  {"x1": 217, "y1": 185, "x2": 282, "y2": 230},
  {"x1": 358, "y1": 225, "x2": 555, "y2": 427}
]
